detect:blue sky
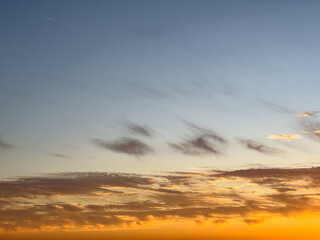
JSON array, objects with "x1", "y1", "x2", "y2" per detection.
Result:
[{"x1": 1, "y1": 0, "x2": 320, "y2": 177}]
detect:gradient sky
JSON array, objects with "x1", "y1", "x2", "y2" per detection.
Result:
[{"x1": 1, "y1": 0, "x2": 320, "y2": 239}]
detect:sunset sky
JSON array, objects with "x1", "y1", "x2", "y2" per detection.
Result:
[{"x1": 2, "y1": 0, "x2": 320, "y2": 239}]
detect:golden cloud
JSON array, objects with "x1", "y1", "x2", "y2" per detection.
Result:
[
  {"x1": 267, "y1": 134, "x2": 301, "y2": 141},
  {"x1": 295, "y1": 111, "x2": 320, "y2": 118},
  {"x1": 1, "y1": 167, "x2": 320, "y2": 233}
]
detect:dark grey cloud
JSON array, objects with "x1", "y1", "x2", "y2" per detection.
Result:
[
  {"x1": 238, "y1": 139, "x2": 284, "y2": 156},
  {"x1": 0, "y1": 136, "x2": 14, "y2": 150},
  {"x1": 0, "y1": 172, "x2": 154, "y2": 198},
  {"x1": 169, "y1": 122, "x2": 227, "y2": 156},
  {"x1": 218, "y1": 166, "x2": 320, "y2": 180},
  {"x1": 169, "y1": 136, "x2": 220, "y2": 155},
  {"x1": 125, "y1": 122, "x2": 153, "y2": 138},
  {"x1": 218, "y1": 167, "x2": 320, "y2": 192},
  {"x1": 91, "y1": 137, "x2": 153, "y2": 156}
]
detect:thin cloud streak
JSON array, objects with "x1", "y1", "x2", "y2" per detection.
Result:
[
  {"x1": 238, "y1": 139, "x2": 284, "y2": 156},
  {"x1": 49, "y1": 152, "x2": 66, "y2": 158},
  {"x1": 267, "y1": 134, "x2": 301, "y2": 141},
  {"x1": 125, "y1": 122, "x2": 153, "y2": 138},
  {"x1": 169, "y1": 123, "x2": 227, "y2": 156},
  {"x1": 91, "y1": 137, "x2": 153, "y2": 156},
  {"x1": 0, "y1": 136, "x2": 14, "y2": 150},
  {"x1": 259, "y1": 100, "x2": 293, "y2": 115}
]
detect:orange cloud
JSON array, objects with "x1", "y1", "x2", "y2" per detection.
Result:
[
  {"x1": 295, "y1": 111, "x2": 320, "y2": 118},
  {"x1": 2, "y1": 166, "x2": 320, "y2": 234},
  {"x1": 267, "y1": 134, "x2": 301, "y2": 141},
  {"x1": 295, "y1": 113, "x2": 312, "y2": 118},
  {"x1": 303, "y1": 130, "x2": 320, "y2": 134}
]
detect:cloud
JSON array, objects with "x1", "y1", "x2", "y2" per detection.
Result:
[
  {"x1": 0, "y1": 136, "x2": 14, "y2": 150},
  {"x1": 169, "y1": 134, "x2": 226, "y2": 155},
  {"x1": 2, "y1": 167, "x2": 320, "y2": 232},
  {"x1": 238, "y1": 139, "x2": 284, "y2": 156},
  {"x1": 243, "y1": 218, "x2": 264, "y2": 225},
  {"x1": 298, "y1": 118, "x2": 320, "y2": 141},
  {"x1": 125, "y1": 122, "x2": 153, "y2": 138},
  {"x1": 0, "y1": 172, "x2": 154, "y2": 199},
  {"x1": 259, "y1": 100, "x2": 293, "y2": 114},
  {"x1": 169, "y1": 136, "x2": 220, "y2": 155},
  {"x1": 49, "y1": 152, "x2": 66, "y2": 158},
  {"x1": 295, "y1": 111, "x2": 320, "y2": 118},
  {"x1": 267, "y1": 134, "x2": 301, "y2": 141},
  {"x1": 91, "y1": 137, "x2": 153, "y2": 156},
  {"x1": 46, "y1": 17, "x2": 55, "y2": 22},
  {"x1": 218, "y1": 167, "x2": 320, "y2": 191},
  {"x1": 169, "y1": 124, "x2": 227, "y2": 156}
]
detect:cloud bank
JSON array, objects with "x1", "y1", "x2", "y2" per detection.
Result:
[{"x1": 2, "y1": 166, "x2": 320, "y2": 232}]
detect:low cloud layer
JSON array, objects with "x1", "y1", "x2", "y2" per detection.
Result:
[
  {"x1": 91, "y1": 137, "x2": 153, "y2": 156},
  {"x1": 2, "y1": 166, "x2": 320, "y2": 232}
]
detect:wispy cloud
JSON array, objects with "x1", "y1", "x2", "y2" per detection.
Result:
[
  {"x1": 259, "y1": 100, "x2": 293, "y2": 114},
  {"x1": 91, "y1": 137, "x2": 153, "y2": 156},
  {"x1": 125, "y1": 122, "x2": 153, "y2": 138},
  {"x1": 46, "y1": 17, "x2": 55, "y2": 22},
  {"x1": 267, "y1": 134, "x2": 301, "y2": 141},
  {"x1": 169, "y1": 123, "x2": 227, "y2": 156},
  {"x1": 238, "y1": 139, "x2": 284, "y2": 156},
  {"x1": 49, "y1": 152, "x2": 66, "y2": 158},
  {"x1": 298, "y1": 118, "x2": 320, "y2": 141},
  {"x1": 0, "y1": 136, "x2": 14, "y2": 150}
]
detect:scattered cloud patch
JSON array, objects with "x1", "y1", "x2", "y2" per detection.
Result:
[
  {"x1": 125, "y1": 122, "x2": 153, "y2": 138},
  {"x1": 46, "y1": 17, "x2": 55, "y2": 22},
  {"x1": 295, "y1": 111, "x2": 320, "y2": 118},
  {"x1": 49, "y1": 152, "x2": 66, "y2": 158},
  {"x1": 91, "y1": 137, "x2": 153, "y2": 156},
  {"x1": 298, "y1": 118, "x2": 320, "y2": 141},
  {"x1": 267, "y1": 134, "x2": 301, "y2": 141},
  {"x1": 259, "y1": 100, "x2": 293, "y2": 114},
  {"x1": 0, "y1": 136, "x2": 14, "y2": 150},
  {"x1": 238, "y1": 139, "x2": 284, "y2": 156},
  {"x1": 169, "y1": 123, "x2": 227, "y2": 156}
]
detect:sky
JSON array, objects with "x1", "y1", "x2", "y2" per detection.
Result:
[{"x1": 1, "y1": 0, "x2": 320, "y2": 239}]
